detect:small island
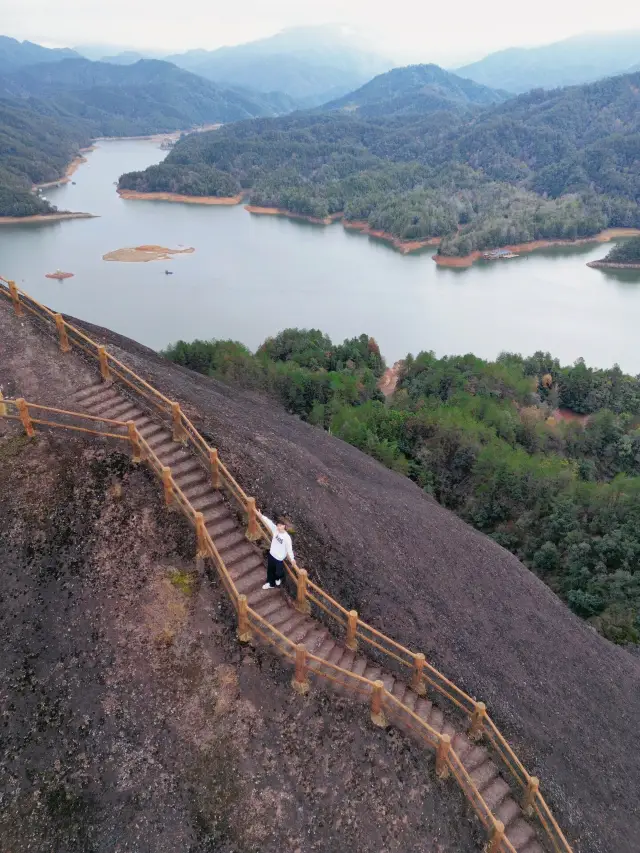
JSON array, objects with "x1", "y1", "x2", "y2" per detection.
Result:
[{"x1": 587, "y1": 236, "x2": 640, "y2": 270}]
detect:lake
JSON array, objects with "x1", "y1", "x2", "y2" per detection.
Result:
[{"x1": 2, "y1": 138, "x2": 639, "y2": 370}]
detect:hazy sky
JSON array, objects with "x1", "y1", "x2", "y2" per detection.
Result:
[{"x1": 3, "y1": 0, "x2": 640, "y2": 65}]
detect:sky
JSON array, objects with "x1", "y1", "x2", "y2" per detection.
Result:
[{"x1": 2, "y1": 0, "x2": 640, "y2": 65}]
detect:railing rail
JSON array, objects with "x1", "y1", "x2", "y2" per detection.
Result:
[{"x1": 0, "y1": 276, "x2": 574, "y2": 853}]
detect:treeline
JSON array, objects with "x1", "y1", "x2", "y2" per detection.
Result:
[
  {"x1": 124, "y1": 72, "x2": 640, "y2": 253},
  {"x1": 163, "y1": 329, "x2": 640, "y2": 645},
  {"x1": 118, "y1": 163, "x2": 241, "y2": 197},
  {"x1": 603, "y1": 236, "x2": 640, "y2": 264}
]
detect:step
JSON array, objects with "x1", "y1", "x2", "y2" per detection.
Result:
[
  {"x1": 470, "y1": 760, "x2": 500, "y2": 792},
  {"x1": 505, "y1": 818, "x2": 536, "y2": 849},
  {"x1": 518, "y1": 841, "x2": 545, "y2": 853},
  {"x1": 415, "y1": 697, "x2": 433, "y2": 721},
  {"x1": 223, "y1": 541, "x2": 256, "y2": 568},
  {"x1": 72, "y1": 383, "x2": 103, "y2": 403},
  {"x1": 173, "y1": 465, "x2": 207, "y2": 486},
  {"x1": 363, "y1": 664, "x2": 382, "y2": 684},
  {"x1": 177, "y1": 481, "x2": 213, "y2": 503},
  {"x1": 480, "y1": 777, "x2": 511, "y2": 812},
  {"x1": 391, "y1": 679, "x2": 408, "y2": 705},
  {"x1": 441, "y1": 721, "x2": 457, "y2": 741},
  {"x1": 402, "y1": 689, "x2": 419, "y2": 714},
  {"x1": 276, "y1": 612, "x2": 310, "y2": 638},
  {"x1": 495, "y1": 797, "x2": 522, "y2": 830},
  {"x1": 335, "y1": 648, "x2": 356, "y2": 673},
  {"x1": 351, "y1": 656, "x2": 368, "y2": 679},
  {"x1": 149, "y1": 436, "x2": 180, "y2": 458},
  {"x1": 192, "y1": 492, "x2": 224, "y2": 513},
  {"x1": 169, "y1": 457, "x2": 203, "y2": 477},
  {"x1": 137, "y1": 420, "x2": 165, "y2": 440},
  {"x1": 207, "y1": 517, "x2": 237, "y2": 539},
  {"x1": 80, "y1": 386, "x2": 120, "y2": 408},
  {"x1": 310, "y1": 636, "x2": 336, "y2": 666},
  {"x1": 230, "y1": 555, "x2": 264, "y2": 584},
  {"x1": 110, "y1": 405, "x2": 145, "y2": 424},
  {"x1": 306, "y1": 630, "x2": 331, "y2": 655},
  {"x1": 427, "y1": 706, "x2": 445, "y2": 733},
  {"x1": 255, "y1": 597, "x2": 288, "y2": 622},
  {"x1": 291, "y1": 623, "x2": 322, "y2": 647},
  {"x1": 203, "y1": 502, "x2": 229, "y2": 526},
  {"x1": 92, "y1": 397, "x2": 138, "y2": 418},
  {"x1": 452, "y1": 733, "x2": 474, "y2": 761},
  {"x1": 235, "y1": 568, "x2": 265, "y2": 595},
  {"x1": 462, "y1": 745, "x2": 489, "y2": 772},
  {"x1": 157, "y1": 445, "x2": 191, "y2": 469},
  {"x1": 216, "y1": 529, "x2": 247, "y2": 553}
]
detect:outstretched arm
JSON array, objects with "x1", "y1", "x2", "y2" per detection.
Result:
[
  {"x1": 286, "y1": 534, "x2": 295, "y2": 563},
  {"x1": 260, "y1": 513, "x2": 276, "y2": 535}
]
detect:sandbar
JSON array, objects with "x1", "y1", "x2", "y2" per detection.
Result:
[
  {"x1": 119, "y1": 190, "x2": 243, "y2": 205},
  {"x1": 103, "y1": 245, "x2": 195, "y2": 263}
]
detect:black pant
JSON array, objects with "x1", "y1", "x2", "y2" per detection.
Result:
[{"x1": 267, "y1": 553, "x2": 284, "y2": 586}]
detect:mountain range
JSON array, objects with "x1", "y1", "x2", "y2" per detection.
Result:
[
  {"x1": 165, "y1": 25, "x2": 391, "y2": 106},
  {"x1": 324, "y1": 64, "x2": 508, "y2": 117},
  {"x1": 457, "y1": 30, "x2": 640, "y2": 92},
  {"x1": 0, "y1": 35, "x2": 80, "y2": 72}
]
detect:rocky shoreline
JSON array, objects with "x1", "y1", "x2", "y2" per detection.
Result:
[
  {"x1": 587, "y1": 260, "x2": 640, "y2": 270},
  {"x1": 245, "y1": 205, "x2": 342, "y2": 225},
  {"x1": 0, "y1": 211, "x2": 96, "y2": 225},
  {"x1": 433, "y1": 228, "x2": 640, "y2": 268}
]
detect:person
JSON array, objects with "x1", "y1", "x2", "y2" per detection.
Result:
[{"x1": 260, "y1": 513, "x2": 294, "y2": 590}]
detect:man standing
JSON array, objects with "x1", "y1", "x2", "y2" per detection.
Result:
[{"x1": 260, "y1": 513, "x2": 294, "y2": 589}]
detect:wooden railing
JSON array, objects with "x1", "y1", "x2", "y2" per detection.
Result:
[{"x1": 0, "y1": 277, "x2": 573, "y2": 853}]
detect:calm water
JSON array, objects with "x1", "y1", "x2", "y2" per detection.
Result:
[{"x1": 2, "y1": 138, "x2": 640, "y2": 369}]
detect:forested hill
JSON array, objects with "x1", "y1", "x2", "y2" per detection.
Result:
[
  {"x1": 457, "y1": 30, "x2": 640, "y2": 93},
  {"x1": 322, "y1": 64, "x2": 508, "y2": 117},
  {"x1": 121, "y1": 71, "x2": 640, "y2": 255},
  {"x1": 0, "y1": 57, "x2": 295, "y2": 217},
  {"x1": 0, "y1": 58, "x2": 296, "y2": 127},
  {"x1": 0, "y1": 35, "x2": 80, "y2": 72}
]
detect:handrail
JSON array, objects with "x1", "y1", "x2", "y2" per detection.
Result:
[{"x1": 0, "y1": 277, "x2": 573, "y2": 853}]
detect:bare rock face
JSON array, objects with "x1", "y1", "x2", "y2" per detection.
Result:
[{"x1": 0, "y1": 427, "x2": 478, "y2": 853}]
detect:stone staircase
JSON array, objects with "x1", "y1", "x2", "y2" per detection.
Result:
[{"x1": 70, "y1": 379, "x2": 544, "y2": 853}]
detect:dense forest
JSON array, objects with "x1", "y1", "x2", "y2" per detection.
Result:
[
  {"x1": 601, "y1": 236, "x2": 640, "y2": 264},
  {"x1": 123, "y1": 72, "x2": 640, "y2": 254},
  {"x1": 322, "y1": 64, "x2": 508, "y2": 117},
  {"x1": 163, "y1": 330, "x2": 640, "y2": 646},
  {"x1": 0, "y1": 57, "x2": 292, "y2": 216}
]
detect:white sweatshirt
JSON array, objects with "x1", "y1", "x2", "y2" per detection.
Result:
[{"x1": 260, "y1": 514, "x2": 295, "y2": 562}]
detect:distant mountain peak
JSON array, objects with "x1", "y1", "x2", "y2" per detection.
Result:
[{"x1": 322, "y1": 62, "x2": 509, "y2": 118}]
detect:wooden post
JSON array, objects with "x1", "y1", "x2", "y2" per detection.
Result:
[
  {"x1": 291, "y1": 644, "x2": 310, "y2": 695},
  {"x1": 98, "y1": 346, "x2": 110, "y2": 382},
  {"x1": 54, "y1": 313, "x2": 71, "y2": 353},
  {"x1": 127, "y1": 421, "x2": 141, "y2": 463},
  {"x1": 486, "y1": 821, "x2": 506, "y2": 853},
  {"x1": 468, "y1": 700, "x2": 486, "y2": 742},
  {"x1": 237, "y1": 594, "x2": 251, "y2": 643},
  {"x1": 8, "y1": 280, "x2": 22, "y2": 316},
  {"x1": 171, "y1": 402, "x2": 185, "y2": 443},
  {"x1": 295, "y1": 568, "x2": 311, "y2": 614},
  {"x1": 245, "y1": 496, "x2": 259, "y2": 541},
  {"x1": 436, "y1": 733, "x2": 451, "y2": 779},
  {"x1": 522, "y1": 776, "x2": 539, "y2": 816},
  {"x1": 16, "y1": 398, "x2": 35, "y2": 438},
  {"x1": 411, "y1": 652, "x2": 426, "y2": 696},
  {"x1": 196, "y1": 511, "x2": 207, "y2": 558},
  {"x1": 370, "y1": 679, "x2": 386, "y2": 728},
  {"x1": 162, "y1": 466, "x2": 174, "y2": 507},
  {"x1": 210, "y1": 448, "x2": 221, "y2": 489},
  {"x1": 346, "y1": 609, "x2": 358, "y2": 650},
  {"x1": 0, "y1": 391, "x2": 6, "y2": 418}
]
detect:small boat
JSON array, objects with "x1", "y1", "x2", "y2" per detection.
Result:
[
  {"x1": 482, "y1": 249, "x2": 519, "y2": 260},
  {"x1": 164, "y1": 269, "x2": 174, "y2": 275}
]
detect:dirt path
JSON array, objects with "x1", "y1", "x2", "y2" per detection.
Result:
[{"x1": 378, "y1": 361, "x2": 404, "y2": 397}]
